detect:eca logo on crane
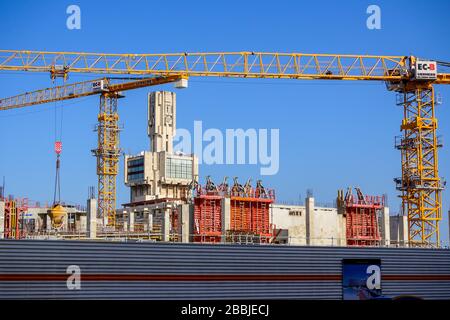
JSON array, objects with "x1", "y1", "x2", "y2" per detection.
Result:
[{"x1": 415, "y1": 60, "x2": 438, "y2": 80}]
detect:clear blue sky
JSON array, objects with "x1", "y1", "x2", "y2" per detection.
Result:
[{"x1": 0, "y1": 0, "x2": 449, "y2": 242}]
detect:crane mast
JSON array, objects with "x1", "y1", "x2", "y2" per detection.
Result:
[{"x1": 0, "y1": 50, "x2": 448, "y2": 246}]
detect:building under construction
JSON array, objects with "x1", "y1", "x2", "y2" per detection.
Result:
[
  {"x1": 0, "y1": 49, "x2": 449, "y2": 300},
  {"x1": 0, "y1": 91, "x2": 412, "y2": 248}
]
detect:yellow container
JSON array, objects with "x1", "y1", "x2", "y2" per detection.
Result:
[{"x1": 48, "y1": 204, "x2": 66, "y2": 229}]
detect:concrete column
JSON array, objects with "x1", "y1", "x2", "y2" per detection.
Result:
[
  {"x1": 142, "y1": 211, "x2": 148, "y2": 231},
  {"x1": 337, "y1": 213, "x2": 346, "y2": 246},
  {"x1": 180, "y1": 204, "x2": 192, "y2": 243},
  {"x1": 305, "y1": 197, "x2": 315, "y2": 245},
  {"x1": 46, "y1": 214, "x2": 52, "y2": 231},
  {"x1": 128, "y1": 210, "x2": 135, "y2": 232},
  {"x1": 80, "y1": 215, "x2": 87, "y2": 233},
  {"x1": 380, "y1": 207, "x2": 390, "y2": 246},
  {"x1": 0, "y1": 201, "x2": 4, "y2": 239},
  {"x1": 87, "y1": 198, "x2": 97, "y2": 239},
  {"x1": 162, "y1": 208, "x2": 170, "y2": 242},
  {"x1": 148, "y1": 212, "x2": 153, "y2": 234},
  {"x1": 221, "y1": 198, "x2": 231, "y2": 243},
  {"x1": 398, "y1": 215, "x2": 409, "y2": 247}
]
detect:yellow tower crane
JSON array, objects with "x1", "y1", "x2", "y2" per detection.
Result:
[
  {"x1": 0, "y1": 50, "x2": 449, "y2": 245},
  {"x1": 0, "y1": 75, "x2": 185, "y2": 227}
]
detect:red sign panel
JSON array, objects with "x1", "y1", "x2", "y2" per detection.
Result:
[{"x1": 55, "y1": 141, "x2": 62, "y2": 154}]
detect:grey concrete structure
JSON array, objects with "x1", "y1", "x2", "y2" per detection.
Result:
[
  {"x1": 123, "y1": 91, "x2": 198, "y2": 203},
  {"x1": 147, "y1": 211, "x2": 153, "y2": 233},
  {"x1": 0, "y1": 201, "x2": 4, "y2": 239},
  {"x1": 179, "y1": 204, "x2": 192, "y2": 243},
  {"x1": 162, "y1": 208, "x2": 170, "y2": 242},
  {"x1": 121, "y1": 91, "x2": 199, "y2": 237},
  {"x1": 379, "y1": 207, "x2": 391, "y2": 246},
  {"x1": 46, "y1": 214, "x2": 51, "y2": 231},
  {"x1": 87, "y1": 198, "x2": 97, "y2": 239},
  {"x1": 272, "y1": 196, "x2": 392, "y2": 246},
  {"x1": 128, "y1": 210, "x2": 135, "y2": 232},
  {"x1": 79, "y1": 215, "x2": 87, "y2": 233},
  {"x1": 305, "y1": 196, "x2": 314, "y2": 245},
  {"x1": 390, "y1": 214, "x2": 409, "y2": 246}
]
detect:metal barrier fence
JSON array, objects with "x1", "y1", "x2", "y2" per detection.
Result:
[{"x1": 22, "y1": 231, "x2": 450, "y2": 249}]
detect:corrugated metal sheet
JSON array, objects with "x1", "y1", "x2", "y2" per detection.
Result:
[{"x1": 0, "y1": 239, "x2": 449, "y2": 299}]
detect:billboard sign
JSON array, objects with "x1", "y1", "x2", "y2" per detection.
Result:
[{"x1": 342, "y1": 259, "x2": 382, "y2": 300}]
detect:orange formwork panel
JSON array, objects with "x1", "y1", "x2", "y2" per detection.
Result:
[
  {"x1": 193, "y1": 190, "x2": 223, "y2": 243},
  {"x1": 3, "y1": 197, "x2": 28, "y2": 239},
  {"x1": 230, "y1": 189, "x2": 274, "y2": 240}
]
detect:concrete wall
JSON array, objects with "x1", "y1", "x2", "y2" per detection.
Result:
[
  {"x1": 271, "y1": 199, "x2": 343, "y2": 246},
  {"x1": 271, "y1": 204, "x2": 307, "y2": 245},
  {"x1": 311, "y1": 206, "x2": 342, "y2": 246},
  {"x1": 272, "y1": 197, "x2": 393, "y2": 247},
  {"x1": 390, "y1": 214, "x2": 409, "y2": 246}
]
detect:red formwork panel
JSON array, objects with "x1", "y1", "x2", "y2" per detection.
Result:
[
  {"x1": 193, "y1": 194, "x2": 223, "y2": 243},
  {"x1": 345, "y1": 195, "x2": 383, "y2": 246},
  {"x1": 230, "y1": 189, "x2": 275, "y2": 241}
]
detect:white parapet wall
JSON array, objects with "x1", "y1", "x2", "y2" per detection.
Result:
[
  {"x1": 271, "y1": 197, "x2": 392, "y2": 247},
  {"x1": 271, "y1": 198, "x2": 343, "y2": 246}
]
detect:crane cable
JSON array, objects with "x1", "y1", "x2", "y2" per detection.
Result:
[{"x1": 52, "y1": 77, "x2": 64, "y2": 206}]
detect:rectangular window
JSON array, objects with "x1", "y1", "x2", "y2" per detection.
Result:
[
  {"x1": 127, "y1": 157, "x2": 145, "y2": 181},
  {"x1": 166, "y1": 157, "x2": 192, "y2": 180}
]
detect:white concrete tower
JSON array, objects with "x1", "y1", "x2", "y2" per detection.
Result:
[{"x1": 148, "y1": 91, "x2": 176, "y2": 153}]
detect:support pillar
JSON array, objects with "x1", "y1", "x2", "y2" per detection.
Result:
[
  {"x1": 180, "y1": 204, "x2": 192, "y2": 243},
  {"x1": 87, "y1": 198, "x2": 97, "y2": 239},
  {"x1": 380, "y1": 207, "x2": 391, "y2": 246},
  {"x1": 46, "y1": 214, "x2": 52, "y2": 232},
  {"x1": 143, "y1": 209, "x2": 149, "y2": 232},
  {"x1": 148, "y1": 212, "x2": 153, "y2": 234},
  {"x1": 221, "y1": 198, "x2": 230, "y2": 243},
  {"x1": 0, "y1": 201, "x2": 4, "y2": 239},
  {"x1": 305, "y1": 196, "x2": 315, "y2": 245},
  {"x1": 398, "y1": 214, "x2": 409, "y2": 247},
  {"x1": 337, "y1": 211, "x2": 346, "y2": 246},
  {"x1": 162, "y1": 208, "x2": 170, "y2": 242},
  {"x1": 80, "y1": 215, "x2": 87, "y2": 233},
  {"x1": 128, "y1": 210, "x2": 135, "y2": 232}
]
